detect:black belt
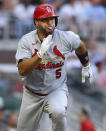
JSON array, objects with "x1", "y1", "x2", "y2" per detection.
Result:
[{"x1": 25, "y1": 86, "x2": 48, "y2": 96}]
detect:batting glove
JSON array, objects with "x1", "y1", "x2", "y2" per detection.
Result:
[
  {"x1": 82, "y1": 63, "x2": 93, "y2": 83},
  {"x1": 37, "y1": 35, "x2": 53, "y2": 58}
]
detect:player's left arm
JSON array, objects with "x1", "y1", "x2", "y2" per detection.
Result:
[
  {"x1": 75, "y1": 41, "x2": 89, "y2": 67},
  {"x1": 75, "y1": 41, "x2": 93, "y2": 83}
]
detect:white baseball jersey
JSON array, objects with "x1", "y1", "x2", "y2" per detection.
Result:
[{"x1": 15, "y1": 29, "x2": 80, "y2": 94}]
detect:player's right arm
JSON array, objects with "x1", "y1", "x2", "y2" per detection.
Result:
[
  {"x1": 16, "y1": 35, "x2": 53, "y2": 76},
  {"x1": 18, "y1": 55, "x2": 41, "y2": 76}
]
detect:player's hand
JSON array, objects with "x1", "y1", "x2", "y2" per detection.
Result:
[
  {"x1": 37, "y1": 35, "x2": 53, "y2": 58},
  {"x1": 82, "y1": 63, "x2": 93, "y2": 83}
]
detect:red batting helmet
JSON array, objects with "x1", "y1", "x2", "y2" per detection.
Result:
[{"x1": 33, "y1": 4, "x2": 58, "y2": 26}]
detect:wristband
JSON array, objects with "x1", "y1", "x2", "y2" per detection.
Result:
[{"x1": 77, "y1": 51, "x2": 89, "y2": 65}]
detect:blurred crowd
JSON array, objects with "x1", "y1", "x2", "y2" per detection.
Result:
[
  {"x1": 0, "y1": 0, "x2": 105, "y2": 39},
  {"x1": 0, "y1": 0, "x2": 106, "y2": 130},
  {"x1": 0, "y1": 72, "x2": 22, "y2": 130},
  {"x1": 0, "y1": 97, "x2": 18, "y2": 131},
  {"x1": 77, "y1": 108, "x2": 96, "y2": 131}
]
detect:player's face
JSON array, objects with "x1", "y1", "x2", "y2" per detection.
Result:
[{"x1": 35, "y1": 17, "x2": 55, "y2": 36}]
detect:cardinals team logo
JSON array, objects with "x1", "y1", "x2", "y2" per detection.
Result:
[
  {"x1": 46, "y1": 6, "x2": 52, "y2": 13},
  {"x1": 53, "y1": 46, "x2": 65, "y2": 60}
]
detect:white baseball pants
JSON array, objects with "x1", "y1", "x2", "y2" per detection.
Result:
[{"x1": 17, "y1": 88, "x2": 68, "y2": 131}]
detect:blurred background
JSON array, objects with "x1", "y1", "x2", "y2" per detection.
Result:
[{"x1": 0, "y1": 0, "x2": 106, "y2": 131}]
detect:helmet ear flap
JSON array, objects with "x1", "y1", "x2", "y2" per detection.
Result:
[{"x1": 55, "y1": 17, "x2": 58, "y2": 27}]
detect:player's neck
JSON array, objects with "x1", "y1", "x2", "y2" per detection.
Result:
[{"x1": 37, "y1": 30, "x2": 47, "y2": 42}]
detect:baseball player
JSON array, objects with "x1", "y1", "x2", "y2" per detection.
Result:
[{"x1": 15, "y1": 4, "x2": 93, "y2": 131}]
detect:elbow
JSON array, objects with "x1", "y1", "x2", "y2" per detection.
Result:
[{"x1": 18, "y1": 68, "x2": 26, "y2": 76}]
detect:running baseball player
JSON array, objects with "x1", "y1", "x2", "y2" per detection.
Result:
[{"x1": 15, "y1": 4, "x2": 93, "y2": 131}]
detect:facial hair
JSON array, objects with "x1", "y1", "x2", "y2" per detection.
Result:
[{"x1": 37, "y1": 24, "x2": 54, "y2": 37}]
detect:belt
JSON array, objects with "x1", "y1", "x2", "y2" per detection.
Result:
[{"x1": 25, "y1": 86, "x2": 48, "y2": 96}]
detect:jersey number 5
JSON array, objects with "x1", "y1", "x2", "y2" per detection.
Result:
[{"x1": 56, "y1": 68, "x2": 61, "y2": 79}]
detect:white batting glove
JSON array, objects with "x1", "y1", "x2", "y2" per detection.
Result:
[
  {"x1": 82, "y1": 63, "x2": 93, "y2": 83},
  {"x1": 37, "y1": 35, "x2": 53, "y2": 58}
]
